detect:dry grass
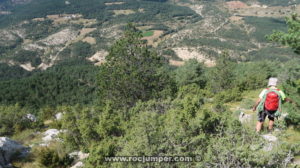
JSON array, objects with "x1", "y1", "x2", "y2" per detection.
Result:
[
  {"x1": 105, "y1": 2, "x2": 125, "y2": 5},
  {"x1": 141, "y1": 30, "x2": 163, "y2": 46},
  {"x1": 137, "y1": 25, "x2": 152, "y2": 31},
  {"x1": 80, "y1": 28, "x2": 96, "y2": 36},
  {"x1": 172, "y1": 47, "x2": 215, "y2": 67},
  {"x1": 169, "y1": 59, "x2": 184, "y2": 66},
  {"x1": 46, "y1": 14, "x2": 60, "y2": 20},
  {"x1": 113, "y1": 9, "x2": 135, "y2": 16},
  {"x1": 229, "y1": 16, "x2": 243, "y2": 22},
  {"x1": 82, "y1": 36, "x2": 96, "y2": 44},
  {"x1": 43, "y1": 14, "x2": 90, "y2": 25},
  {"x1": 226, "y1": 1, "x2": 249, "y2": 9},
  {"x1": 226, "y1": 2, "x2": 299, "y2": 18},
  {"x1": 20, "y1": 63, "x2": 35, "y2": 71},
  {"x1": 70, "y1": 18, "x2": 97, "y2": 26},
  {"x1": 32, "y1": 17, "x2": 45, "y2": 21},
  {"x1": 87, "y1": 50, "x2": 108, "y2": 65}
]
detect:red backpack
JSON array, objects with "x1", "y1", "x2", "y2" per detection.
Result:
[{"x1": 264, "y1": 88, "x2": 280, "y2": 111}]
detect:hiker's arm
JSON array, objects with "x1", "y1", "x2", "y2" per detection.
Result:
[
  {"x1": 252, "y1": 98, "x2": 261, "y2": 111},
  {"x1": 284, "y1": 98, "x2": 293, "y2": 103}
]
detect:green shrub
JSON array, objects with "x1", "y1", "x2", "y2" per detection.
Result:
[
  {"x1": 284, "y1": 104, "x2": 300, "y2": 127},
  {"x1": 0, "y1": 104, "x2": 42, "y2": 136},
  {"x1": 215, "y1": 88, "x2": 242, "y2": 103},
  {"x1": 37, "y1": 147, "x2": 73, "y2": 168},
  {"x1": 175, "y1": 59, "x2": 206, "y2": 88}
]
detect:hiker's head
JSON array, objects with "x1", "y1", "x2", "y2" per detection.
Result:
[{"x1": 268, "y1": 77, "x2": 278, "y2": 87}]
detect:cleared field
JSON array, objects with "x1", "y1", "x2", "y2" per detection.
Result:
[
  {"x1": 105, "y1": 2, "x2": 125, "y2": 5},
  {"x1": 169, "y1": 59, "x2": 184, "y2": 66},
  {"x1": 80, "y1": 28, "x2": 96, "y2": 36},
  {"x1": 141, "y1": 30, "x2": 163, "y2": 46},
  {"x1": 142, "y1": 31, "x2": 154, "y2": 37},
  {"x1": 82, "y1": 37, "x2": 96, "y2": 44},
  {"x1": 113, "y1": 10, "x2": 135, "y2": 16},
  {"x1": 172, "y1": 47, "x2": 215, "y2": 67},
  {"x1": 225, "y1": 1, "x2": 299, "y2": 18},
  {"x1": 87, "y1": 50, "x2": 108, "y2": 65}
]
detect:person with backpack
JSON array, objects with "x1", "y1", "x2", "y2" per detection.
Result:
[{"x1": 253, "y1": 77, "x2": 292, "y2": 132}]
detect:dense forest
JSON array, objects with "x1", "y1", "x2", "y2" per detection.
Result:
[{"x1": 0, "y1": 0, "x2": 199, "y2": 28}]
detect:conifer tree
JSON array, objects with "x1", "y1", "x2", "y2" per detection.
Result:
[{"x1": 98, "y1": 23, "x2": 171, "y2": 109}]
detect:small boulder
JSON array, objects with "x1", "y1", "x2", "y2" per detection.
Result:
[
  {"x1": 262, "y1": 134, "x2": 278, "y2": 142},
  {"x1": 0, "y1": 137, "x2": 29, "y2": 167},
  {"x1": 55, "y1": 112, "x2": 63, "y2": 120},
  {"x1": 25, "y1": 114, "x2": 37, "y2": 122},
  {"x1": 71, "y1": 161, "x2": 84, "y2": 168},
  {"x1": 239, "y1": 111, "x2": 253, "y2": 123},
  {"x1": 69, "y1": 151, "x2": 89, "y2": 168},
  {"x1": 69, "y1": 151, "x2": 89, "y2": 160},
  {"x1": 41, "y1": 129, "x2": 66, "y2": 146},
  {"x1": 261, "y1": 134, "x2": 278, "y2": 152}
]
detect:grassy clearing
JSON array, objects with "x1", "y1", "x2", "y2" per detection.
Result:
[{"x1": 142, "y1": 31, "x2": 154, "y2": 37}]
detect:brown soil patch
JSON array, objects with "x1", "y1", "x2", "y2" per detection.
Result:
[
  {"x1": 141, "y1": 30, "x2": 163, "y2": 46},
  {"x1": 80, "y1": 28, "x2": 96, "y2": 36},
  {"x1": 169, "y1": 59, "x2": 184, "y2": 66},
  {"x1": 70, "y1": 18, "x2": 97, "y2": 26},
  {"x1": 88, "y1": 50, "x2": 108, "y2": 65},
  {"x1": 23, "y1": 39, "x2": 33, "y2": 44},
  {"x1": 113, "y1": 10, "x2": 135, "y2": 16},
  {"x1": 32, "y1": 17, "x2": 45, "y2": 21},
  {"x1": 105, "y1": 2, "x2": 125, "y2": 5},
  {"x1": 226, "y1": 1, "x2": 249, "y2": 9},
  {"x1": 68, "y1": 28, "x2": 96, "y2": 45},
  {"x1": 46, "y1": 14, "x2": 83, "y2": 24},
  {"x1": 38, "y1": 63, "x2": 53, "y2": 70},
  {"x1": 20, "y1": 63, "x2": 35, "y2": 71},
  {"x1": 233, "y1": 5, "x2": 297, "y2": 18},
  {"x1": 172, "y1": 47, "x2": 215, "y2": 67},
  {"x1": 229, "y1": 16, "x2": 243, "y2": 22},
  {"x1": 46, "y1": 14, "x2": 60, "y2": 20},
  {"x1": 137, "y1": 25, "x2": 152, "y2": 31},
  {"x1": 82, "y1": 37, "x2": 96, "y2": 44}
]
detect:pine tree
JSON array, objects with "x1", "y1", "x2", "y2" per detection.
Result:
[
  {"x1": 98, "y1": 23, "x2": 172, "y2": 109},
  {"x1": 209, "y1": 51, "x2": 235, "y2": 92}
]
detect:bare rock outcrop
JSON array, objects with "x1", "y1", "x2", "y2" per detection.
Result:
[{"x1": 0, "y1": 137, "x2": 28, "y2": 167}]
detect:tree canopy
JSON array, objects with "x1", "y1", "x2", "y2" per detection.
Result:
[
  {"x1": 268, "y1": 14, "x2": 300, "y2": 54},
  {"x1": 98, "y1": 23, "x2": 174, "y2": 109}
]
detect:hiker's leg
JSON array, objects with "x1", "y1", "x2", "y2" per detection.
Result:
[
  {"x1": 256, "y1": 121, "x2": 264, "y2": 132},
  {"x1": 256, "y1": 111, "x2": 266, "y2": 132},
  {"x1": 267, "y1": 112, "x2": 275, "y2": 131},
  {"x1": 268, "y1": 120, "x2": 274, "y2": 131}
]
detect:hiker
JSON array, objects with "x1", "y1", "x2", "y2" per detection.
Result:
[{"x1": 252, "y1": 77, "x2": 292, "y2": 132}]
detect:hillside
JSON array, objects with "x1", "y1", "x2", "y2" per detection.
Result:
[
  {"x1": 0, "y1": 0, "x2": 300, "y2": 72},
  {"x1": 0, "y1": 0, "x2": 300, "y2": 168}
]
